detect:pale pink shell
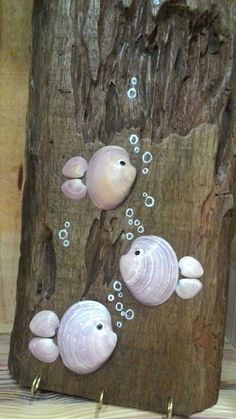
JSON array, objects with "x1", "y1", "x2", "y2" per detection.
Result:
[
  {"x1": 61, "y1": 179, "x2": 87, "y2": 200},
  {"x1": 179, "y1": 256, "x2": 204, "y2": 278},
  {"x1": 120, "y1": 236, "x2": 179, "y2": 306},
  {"x1": 29, "y1": 338, "x2": 59, "y2": 363},
  {"x1": 175, "y1": 278, "x2": 202, "y2": 299},
  {"x1": 57, "y1": 300, "x2": 117, "y2": 375},
  {"x1": 62, "y1": 157, "x2": 88, "y2": 178},
  {"x1": 86, "y1": 146, "x2": 136, "y2": 210},
  {"x1": 29, "y1": 310, "x2": 59, "y2": 338}
]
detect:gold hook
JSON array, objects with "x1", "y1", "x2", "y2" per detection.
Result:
[
  {"x1": 95, "y1": 388, "x2": 104, "y2": 417},
  {"x1": 166, "y1": 397, "x2": 173, "y2": 418},
  {"x1": 31, "y1": 374, "x2": 42, "y2": 396}
]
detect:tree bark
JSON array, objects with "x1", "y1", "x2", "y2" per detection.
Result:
[{"x1": 9, "y1": 0, "x2": 236, "y2": 415}]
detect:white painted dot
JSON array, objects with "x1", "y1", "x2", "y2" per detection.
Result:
[
  {"x1": 142, "y1": 167, "x2": 149, "y2": 175},
  {"x1": 59, "y1": 229, "x2": 68, "y2": 240},
  {"x1": 126, "y1": 208, "x2": 134, "y2": 217},
  {"x1": 125, "y1": 309, "x2": 135, "y2": 320},
  {"x1": 129, "y1": 134, "x2": 139, "y2": 145},
  {"x1": 115, "y1": 302, "x2": 123, "y2": 312},
  {"x1": 121, "y1": 311, "x2": 126, "y2": 316},
  {"x1": 127, "y1": 87, "x2": 137, "y2": 99},
  {"x1": 137, "y1": 225, "x2": 145, "y2": 233},
  {"x1": 116, "y1": 321, "x2": 123, "y2": 328},
  {"x1": 143, "y1": 192, "x2": 148, "y2": 197},
  {"x1": 134, "y1": 146, "x2": 140, "y2": 153},
  {"x1": 126, "y1": 232, "x2": 134, "y2": 240},
  {"x1": 63, "y1": 239, "x2": 70, "y2": 247},
  {"x1": 131, "y1": 77, "x2": 137, "y2": 85},
  {"x1": 108, "y1": 294, "x2": 115, "y2": 302},
  {"x1": 113, "y1": 281, "x2": 122, "y2": 292},
  {"x1": 145, "y1": 196, "x2": 155, "y2": 207},
  {"x1": 134, "y1": 219, "x2": 140, "y2": 226},
  {"x1": 64, "y1": 221, "x2": 70, "y2": 228},
  {"x1": 128, "y1": 219, "x2": 133, "y2": 226},
  {"x1": 142, "y1": 151, "x2": 153, "y2": 164}
]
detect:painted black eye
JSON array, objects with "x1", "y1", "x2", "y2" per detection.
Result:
[
  {"x1": 96, "y1": 323, "x2": 103, "y2": 330},
  {"x1": 119, "y1": 160, "x2": 126, "y2": 166},
  {"x1": 135, "y1": 250, "x2": 140, "y2": 256}
]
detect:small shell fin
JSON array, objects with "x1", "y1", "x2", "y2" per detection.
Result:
[
  {"x1": 62, "y1": 156, "x2": 88, "y2": 178},
  {"x1": 175, "y1": 278, "x2": 202, "y2": 300},
  {"x1": 28, "y1": 338, "x2": 60, "y2": 363},
  {"x1": 61, "y1": 179, "x2": 87, "y2": 201}
]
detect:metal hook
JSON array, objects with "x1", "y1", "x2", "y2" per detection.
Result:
[
  {"x1": 31, "y1": 374, "x2": 42, "y2": 396},
  {"x1": 95, "y1": 388, "x2": 104, "y2": 417},
  {"x1": 166, "y1": 397, "x2": 173, "y2": 418}
]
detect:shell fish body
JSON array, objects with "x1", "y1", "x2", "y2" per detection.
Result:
[
  {"x1": 57, "y1": 300, "x2": 117, "y2": 374},
  {"x1": 120, "y1": 236, "x2": 179, "y2": 306},
  {"x1": 61, "y1": 146, "x2": 136, "y2": 210}
]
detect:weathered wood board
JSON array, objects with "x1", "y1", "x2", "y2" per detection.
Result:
[{"x1": 9, "y1": 0, "x2": 236, "y2": 416}]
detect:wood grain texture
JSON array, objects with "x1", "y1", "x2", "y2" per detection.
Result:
[
  {"x1": 226, "y1": 231, "x2": 236, "y2": 348},
  {"x1": 1, "y1": 333, "x2": 236, "y2": 418},
  {"x1": 0, "y1": 0, "x2": 32, "y2": 323},
  {"x1": 8, "y1": 0, "x2": 236, "y2": 416}
]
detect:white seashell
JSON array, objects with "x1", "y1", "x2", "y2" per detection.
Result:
[
  {"x1": 57, "y1": 300, "x2": 117, "y2": 375},
  {"x1": 120, "y1": 236, "x2": 179, "y2": 306},
  {"x1": 179, "y1": 256, "x2": 204, "y2": 278},
  {"x1": 61, "y1": 179, "x2": 87, "y2": 200},
  {"x1": 29, "y1": 338, "x2": 59, "y2": 363},
  {"x1": 29, "y1": 310, "x2": 59, "y2": 337},
  {"x1": 86, "y1": 146, "x2": 136, "y2": 210},
  {"x1": 175, "y1": 278, "x2": 202, "y2": 299},
  {"x1": 62, "y1": 157, "x2": 88, "y2": 178}
]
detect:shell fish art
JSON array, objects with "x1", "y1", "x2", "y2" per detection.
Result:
[
  {"x1": 28, "y1": 300, "x2": 118, "y2": 374},
  {"x1": 119, "y1": 235, "x2": 204, "y2": 306},
  {"x1": 61, "y1": 146, "x2": 137, "y2": 210}
]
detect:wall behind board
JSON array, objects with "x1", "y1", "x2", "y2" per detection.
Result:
[{"x1": 0, "y1": 0, "x2": 32, "y2": 326}]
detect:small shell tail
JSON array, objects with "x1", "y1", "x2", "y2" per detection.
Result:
[
  {"x1": 61, "y1": 156, "x2": 88, "y2": 200},
  {"x1": 175, "y1": 278, "x2": 202, "y2": 300},
  {"x1": 61, "y1": 179, "x2": 87, "y2": 201},
  {"x1": 62, "y1": 156, "x2": 88, "y2": 179},
  {"x1": 28, "y1": 310, "x2": 60, "y2": 363}
]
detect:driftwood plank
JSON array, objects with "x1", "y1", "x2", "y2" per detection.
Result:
[{"x1": 9, "y1": 0, "x2": 236, "y2": 416}]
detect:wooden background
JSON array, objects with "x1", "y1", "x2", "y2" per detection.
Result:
[{"x1": 0, "y1": 0, "x2": 236, "y2": 417}]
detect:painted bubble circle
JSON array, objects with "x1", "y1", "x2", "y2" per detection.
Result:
[
  {"x1": 131, "y1": 77, "x2": 137, "y2": 85},
  {"x1": 121, "y1": 311, "x2": 125, "y2": 317},
  {"x1": 142, "y1": 151, "x2": 153, "y2": 164},
  {"x1": 125, "y1": 309, "x2": 135, "y2": 320},
  {"x1": 118, "y1": 292, "x2": 123, "y2": 298},
  {"x1": 129, "y1": 134, "x2": 139, "y2": 145},
  {"x1": 128, "y1": 219, "x2": 133, "y2": 226},
  {"x1": 137, "y1": 225, "x2": 145, "y2": 234},
  {"x1": 143, "y1": 192, "x2": 148, "y2": 198},
  {"x1": 126, "y1": 232, "x2": 134, "y2": 240},
  {"x1": 117, "y1": 321, "x2": 123, "y2": 328},
  {"x1": 145, "y1": 196, "x2": 155, "y2": 207},
  {"x1": 64, "y1": 221, "x2": 70, "y2": 228},
  {"x1": 108, "y1": 294, "x2": 115, "y2": 302},
  {"x1": 142, "y1": 167, "x2": 149, "y2": 175},
  {"x1": 134, "y1": 146, "x2": 140, "y2": 153},
  {"x1": 63, "y1": 239, "x2": 70, "y2": 247},
  {"x1": 134, "y1": 219, "x2": 140, "y2": 226},
  {"x1": 113, "y1": 281, "x2": 122, "y2": 292},
  {"x1": 59, "y1": 229, "x2": 68, "y2": 240},
  {"x1": 127, "y1": 87, "x2": 137, "y2": 99},
  {"x1": 126, "y1": 208, "x2": 134, "y2": 217},
  {"x1": 115, "y1": 302, "x2": 123, "y2": 312}
]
